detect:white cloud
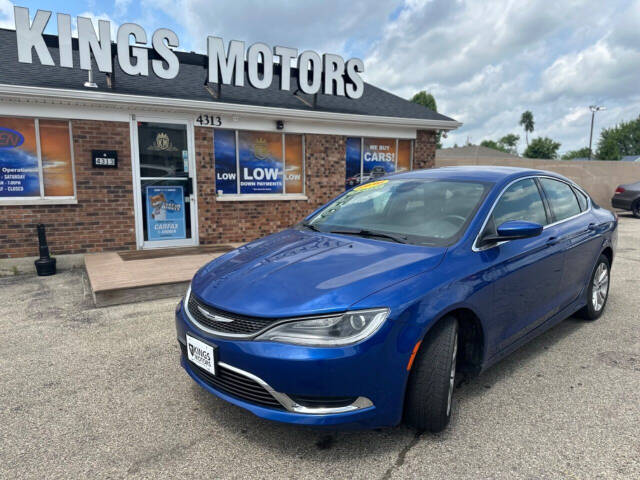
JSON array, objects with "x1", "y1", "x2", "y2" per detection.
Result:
[
  {"x1": 361, "y1": 0, "x2": 640, "y2": 154},
  {"x1": 0, "y1": 0, "x2": 14, "y2": 29},
  {"x1": 114, "y1": 0, "x2": 133, "y2": 18},
  {"x1": 147, "y1": 0, "x2": 401, "y2": 56},
  {"x1": 73, "y1": 11, "x2": 118, "y2": 39}
]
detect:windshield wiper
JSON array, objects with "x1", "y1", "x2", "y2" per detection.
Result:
[
  {"x1": 328, "y1": 229, "x2": 408, "y2": 244},
  {"x1": 301, "y1": 222, "x2": 320, "y2": 232}
]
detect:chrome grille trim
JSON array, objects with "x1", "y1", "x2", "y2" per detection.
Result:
[
  {"x1": 179, "y1": 338, "x2": 373, "y2": 414},
  {"x1": 184, "y1": 286, "x2": 278, "y2": 338}
]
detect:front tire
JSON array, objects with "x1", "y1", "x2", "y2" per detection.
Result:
[
  {"x1": 577, "y1": 254, "x2": 611, "y2": 320},
  {"x1": 404, "y1": 316, "x2": 458, "y2": 433},
  {"x1": 632, "y1": 200, "x2": 640, "y2": 219}
]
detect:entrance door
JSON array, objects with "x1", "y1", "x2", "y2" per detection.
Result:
[{"x1": 132, "y1": 118, "x2": 198, "y2": 249}]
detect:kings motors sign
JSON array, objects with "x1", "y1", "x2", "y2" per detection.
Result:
[{"x1": 13, "y1": 6, "x2": 365, "y2": 99}]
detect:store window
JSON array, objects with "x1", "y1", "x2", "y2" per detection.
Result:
[
  {"x1": 344, "y1": 137, "x2": 413, "y2": 189},
  {"x1": 0, "y1": 116, "x2": 75, "y2": 201},
  {"x1": 213, "y1": 129, "x2": 305, "y2": 197}
]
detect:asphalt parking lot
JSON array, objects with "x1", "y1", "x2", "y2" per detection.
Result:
[{"x1": 1, "y1": 215, "x2": 639, "y2": 480}]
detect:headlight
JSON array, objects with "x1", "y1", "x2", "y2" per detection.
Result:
[{"x1": 255, "y1": 308, "x2": 389, "y2": 346}]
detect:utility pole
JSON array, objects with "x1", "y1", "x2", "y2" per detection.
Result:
[{"x1": 588, "y1": 105, "x2": 605, "y2": 160}]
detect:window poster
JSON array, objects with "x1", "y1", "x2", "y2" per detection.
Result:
[
  {"x1": 345, "y1": 137, "x2": 362, "y2": 189},
  {"x1": 397, "y1": 140, "x2": 412, "y2": 172},
  {"x1": 0, "y1": 117, "x2": 40, "y2": 197},
  {"x1": 363, "y1": 138, "x2": 396, "y2": 179},
  {"x1": 238, "y1": 131, "x2": 283, "y2": 194},
  {"x1": 145, "y1": 185, "x2": 186, "y2": 241},
  {"x1": 214, "y1": 129, "x2": 237, "y2": 194},
  {"x1": 40, "y1": 120, "x2": 74, "y2": 196},
  {"x1": 284, "y1": 134, "x2": 303, "y2": 193}
]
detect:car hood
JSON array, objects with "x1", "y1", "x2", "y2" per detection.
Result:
[{"x1": 190, "y1": 229, "x2": 446, "y2": 318}]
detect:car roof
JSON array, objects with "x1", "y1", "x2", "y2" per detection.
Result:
[{"x1": 391, "y1": 165, "x2": 570, "y2": 185}]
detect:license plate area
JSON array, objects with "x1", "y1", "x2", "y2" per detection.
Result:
[{"x1": 185, "y1": 334, "x2": 218, "y2": 376}]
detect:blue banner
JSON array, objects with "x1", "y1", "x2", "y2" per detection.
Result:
[
  {"x1": 0, "y1": 125, "x2": 40, "y2": 197},
  {"x1": 363, "y1": 138, "x2": 396, "y2": 180},
  {"x1": 146, "y1": 186, "x2": 186, "y2": 241},
  {"x1": 213, "y1": 129, "x2": 237, "y2": 194},
  {"x1": 238, "y1": 131, "x2": 283, "y2": 194}
]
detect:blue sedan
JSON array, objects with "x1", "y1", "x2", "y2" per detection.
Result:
[{"x1": 175, "y1": 166, "x2": 617, "y2": 432}]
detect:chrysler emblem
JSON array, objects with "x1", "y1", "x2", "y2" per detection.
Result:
[{"x1": 197, "y1": 305, "x2": 233, "y2": 323}]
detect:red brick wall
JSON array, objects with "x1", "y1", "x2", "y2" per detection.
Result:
[
  {"x1": 0, "y1": 120, "x2": 135, "y2": 258},
  {"x1": 196, "y1": 127, "x2": 347, "y2": 244},
  {"x1": 413, "y1": 129, "x2": 437, "y2": 170},
  {"x1": 0, "y1": 123, "x2": 437, "y2": 258}
]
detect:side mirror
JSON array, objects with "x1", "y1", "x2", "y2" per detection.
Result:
[{"x1": 480, "y1": 220, "x2": 543, "y2": 246}]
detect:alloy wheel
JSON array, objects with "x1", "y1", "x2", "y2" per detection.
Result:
[
  {"x1": 592, "y1": 263, "x2": 609, "y2": 312},
  {"x1": 446, "y1": 332, "x2": 458, "y2": 416}
]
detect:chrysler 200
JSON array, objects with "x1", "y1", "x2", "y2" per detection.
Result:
[{"x1": 175, "y1": 166, "x2": 616, "y2": 431}]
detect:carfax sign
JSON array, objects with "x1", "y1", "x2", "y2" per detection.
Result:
[{"x1": 145, "y1": 186, "x2": 186, "y2": 241}]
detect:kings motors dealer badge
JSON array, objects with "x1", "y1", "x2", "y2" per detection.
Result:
[{"x1": 148, "y1": 132, "x2": 178, "y2": 152}]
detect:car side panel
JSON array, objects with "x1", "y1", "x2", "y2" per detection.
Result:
[
  {"x1": 557, "y1": 212, "x2": 605, "y2": 304},
  {"x1": 484, "y1": 230, "x2": 565, "y2": 353}
]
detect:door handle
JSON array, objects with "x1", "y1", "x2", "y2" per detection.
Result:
[
  {"x1": 587, "y1": 223, "x2": 597, "y2": 231},
  {"x1": 546, "y1": 236, "x2": 559, "y2": 246}
]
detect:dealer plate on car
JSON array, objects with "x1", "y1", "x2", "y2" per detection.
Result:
[{"x1": 186, "y1": 334, "x2": 217, "y2": 375}]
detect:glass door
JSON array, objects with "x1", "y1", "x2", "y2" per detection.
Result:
[{"x1": 133, "y1": 119, "x2": 198, "y2": 249}]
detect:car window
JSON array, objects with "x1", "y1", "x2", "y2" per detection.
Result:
[
  {"x1": 540, "y1": 178, "x2": 581, "y2": 221},
  {"x1": 307, "y1": 179, "x2": 490, "y2": 246},
  {"x1": 491, "y1": 178, "x2": 548, "y2": 227},
  {"x1": 573, "y1": 187, "x2": 589, "y2": 211}
]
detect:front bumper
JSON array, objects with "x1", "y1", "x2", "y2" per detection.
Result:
[{"x1": 175, "y1": 299, "x2": 410, "y2": 429}]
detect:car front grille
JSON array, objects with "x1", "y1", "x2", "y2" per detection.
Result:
[
  {"x1": 187, "y1": 293, "x2": 278, "y2": 336},
  {"x1": 180, "y1": 343, "x2": 283, "y2": 409}
]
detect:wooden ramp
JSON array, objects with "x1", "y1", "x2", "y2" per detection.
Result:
[{"x1": 85, "y1": 245, "x2": 240, "y2": 307}]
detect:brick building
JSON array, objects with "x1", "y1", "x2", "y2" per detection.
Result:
[{"x1": 0, "y1": 27, "x2": 459, "y2": 261}]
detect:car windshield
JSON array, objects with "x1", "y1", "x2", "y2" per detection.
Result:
[{"x1": 305, "y1": 178, "x2": 490, "y2": 246}]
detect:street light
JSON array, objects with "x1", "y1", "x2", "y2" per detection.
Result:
[{"x1": 588, "y1": 105, "x2": 606, "y2": 160}]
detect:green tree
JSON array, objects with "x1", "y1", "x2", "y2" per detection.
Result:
[
  {"x1": 519, "y1": 111, "x2": 535, "y2": 146},
  {"x1": 498, "y1": 133, "x2": 520, "y2": 154},
  {"x1": 523, "y1": 137, "x2": 561, "y2": 159},
  {"x1": 596, "y1": 115, "x2": 640, "y2": 160},
  {"x1": 480, "y1": 139, "x2": 509, "y2": 153},
  {"x1": 561, "y1": 147, "x2": 591, "y2": 160},
  {"x1": 410, "y1": 91, "x2": 442, "y2": 148}
]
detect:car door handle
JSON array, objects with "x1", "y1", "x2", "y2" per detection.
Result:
[
  {"x1": 546, "y1": 236, "x2": 559, "y2": 246},
  {"x1": 587, "y1": 223, "x2": 597, "y2": 231}
]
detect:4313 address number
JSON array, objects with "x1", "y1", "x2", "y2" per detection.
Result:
[{"x1": 195, "y1": 114, "x2": 222, "y2": 127}]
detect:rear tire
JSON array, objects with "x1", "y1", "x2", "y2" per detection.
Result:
[
  {"x1": 632, "y1": 200, "x2": 640, "y2": 218},
  {"x1": 576, "y1": 254, "x2": 610, "y2": 320},
  {"x1": 404, "y1": 316, "x2": 458, "y2": 433}
]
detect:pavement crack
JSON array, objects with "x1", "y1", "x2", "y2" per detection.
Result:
[{"x1": 381, "y1": 430, "x2": 423, "y2": 480}]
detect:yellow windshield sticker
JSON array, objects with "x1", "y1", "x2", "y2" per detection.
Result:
[{"x1": 354, "y1": 179, "x2": 388, "y2": 192}]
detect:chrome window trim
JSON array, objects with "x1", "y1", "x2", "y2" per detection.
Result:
[
  {"x1": 178, "y1": 337, "x2": 374, "y2": 414},
  {"x1": 472, "y1": 175, "x2": 592, "y2": 252}
]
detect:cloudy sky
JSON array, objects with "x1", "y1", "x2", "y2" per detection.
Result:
[{"x1": 2, "y1": 0, "x2": 639, "y2": 154}]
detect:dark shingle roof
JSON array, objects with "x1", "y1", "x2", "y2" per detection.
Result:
[{"x1": 0, "y1": 29, "x2": 456, "y2": 123}]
